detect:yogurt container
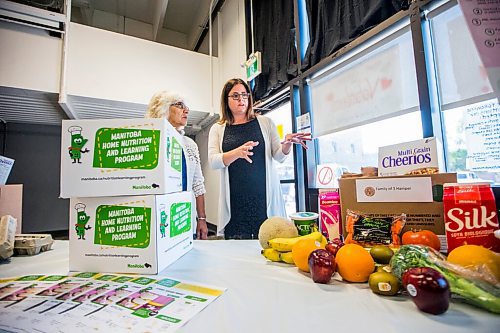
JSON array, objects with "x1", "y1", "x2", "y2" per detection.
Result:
[{"x1": 289, "y1": 212, "x2": 319, "y2": 236}]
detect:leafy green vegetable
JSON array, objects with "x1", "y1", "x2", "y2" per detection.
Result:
[{"x1": 390, "y1": 245, "x2": 500, "y2": 313}]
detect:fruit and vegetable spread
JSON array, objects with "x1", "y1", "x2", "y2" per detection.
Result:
[{"x1": 258, "y1": 216, "x2": 500, "y2": 315}]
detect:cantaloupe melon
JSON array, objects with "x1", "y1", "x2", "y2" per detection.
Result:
[{"x1": 258, "y1": 216, "x2": 298, "y2": 249}]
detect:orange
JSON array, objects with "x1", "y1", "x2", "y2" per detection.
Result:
[
  {"x1": 447, "y1": 245, "x2": 500, "y2": 280},
  {"x1": 291, "y1": 238, "x2": 324, "y2": 272},
  {"x1": 335, "y1": 244, "x2": 375, "y2": 283}
]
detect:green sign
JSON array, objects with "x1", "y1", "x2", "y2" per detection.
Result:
[
  {"x1": 245, "y1": 51, "x2": 261, "y2": 81},
  {"x1": 93, "y1": 128, "x2": 160, "y2": 169},
  {"x1": 94, "y1": 205, "x2": 151, "y2": 248},
  {"x1": 169, "y1": 202, "x2": 192, "y2": 237}
]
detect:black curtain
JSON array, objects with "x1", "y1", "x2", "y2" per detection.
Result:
[
  {"x1": 252, "y1": 0, "x2": 297, "y2": 101},
  {"x1": 302, "y1": 0, "x2": 410, "y2": 70}
]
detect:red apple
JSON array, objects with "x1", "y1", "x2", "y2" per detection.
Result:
[
  {"x1": 325, "y1": 238, "x2": 344, "y2": 257},
  {"x1": 402, "y1": 267, "x2": 450, "y2": 315},
  {"x1": 308, "y1": 249, "x2": 336, "y2": 284}
]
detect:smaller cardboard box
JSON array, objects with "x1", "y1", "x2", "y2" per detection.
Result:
[
  {"x1": 69, "y1": 192, "x2": 194, "y2": 274},
  {"x1": 0, "y1": 184, "x2": 23, "y2": 233},
  {"x1": 60, "y1": 118, "x2": 184, "y2": 198},
  {"x1": 378, "y1": 137, "x2": 443, "y2": 177},
  {"x1": 339, "y1": 173, "x2": 457, "y2": 249}
]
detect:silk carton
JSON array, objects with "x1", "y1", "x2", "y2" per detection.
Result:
[
  {"x1": 60, "y1": 118, "x2": 184, "y2": 198},
  {"x1": 69, "y1": 192, "x2": 193, "y2": 274},
  {"x1": 443, "y1": 183, "x2": 499, "y2": 253}
]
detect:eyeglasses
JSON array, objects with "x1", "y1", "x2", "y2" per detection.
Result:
[
  {"x1": 228, "y1": 92, "x2": 250, "y2": 100},
  {"x1": 171, "y1": 102, "x2": 189, "y2": 110}
]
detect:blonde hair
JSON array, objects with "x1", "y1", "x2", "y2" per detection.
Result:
[{"x1": 145, "y1": 91, "x2": 184, "y2": 119}]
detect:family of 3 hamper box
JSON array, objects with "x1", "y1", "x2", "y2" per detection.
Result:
[
  {"x1": 339, "y1": 173, "x2": 457, "y2": 251},
  {"x1": 69, "y1": 192, "x2": 194, "y2": 274},
  {"x1": 60, "y1": 118, "x2": 184, "y2": 198}
]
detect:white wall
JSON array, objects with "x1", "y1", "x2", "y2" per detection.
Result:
[
  {"x1": 218, "y1": 0, "x2": 247, "y2": 83},
  {"x1": 66, "y1": 23, "x2": 218, "y2": 112},
  {"x1": 0, "y1": 21, "x2": 62, "y2": 93}
]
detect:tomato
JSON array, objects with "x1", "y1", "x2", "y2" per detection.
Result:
[{"x1": 401, "y1": 230, "x2": 441, "y2": 251}]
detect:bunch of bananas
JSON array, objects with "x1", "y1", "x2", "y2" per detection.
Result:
[{"x1": 261, "y1": 231, "x2": 324, "y2": 264}]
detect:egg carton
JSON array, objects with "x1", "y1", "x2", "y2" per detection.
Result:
[{"x1": 14, "y1": 234, "x2": 54, "y2": 256}]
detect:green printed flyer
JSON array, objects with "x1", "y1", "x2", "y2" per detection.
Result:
[
  {"x1": 170, "y1": 202, "x2": 192, "y2": 237},
  {"x1": 93, "y1": 128, "x2": 160, "y2": 169},
  {"x1": 94, "y1": 205, "x2": 151, "y2": 248}
]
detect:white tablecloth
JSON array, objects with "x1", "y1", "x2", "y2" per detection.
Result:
[{"x1": 0, "y1": 240, "x2": 498, "y2": 333}]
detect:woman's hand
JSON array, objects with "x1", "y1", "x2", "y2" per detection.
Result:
[
  {"x1": 196, "y1": 218, "x2": 208, "y2": 240},
  {"x1": 282, "y1": 132, "x2": 312, "y2": 150},
  {"x1": 237, "y1": 141, "x2": 259, "y2": 163},
  {"x1": 222, "y1": 141, "x2": 259, "y2": 166}
]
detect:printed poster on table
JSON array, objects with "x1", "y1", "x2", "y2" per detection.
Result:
[{"x1": 0, "y1": 272, "x2": 226, "y2": 333}]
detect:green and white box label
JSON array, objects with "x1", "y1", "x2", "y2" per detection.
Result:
[{"x1": 95, "y1": 204, "x2": 152, "y2": 248}]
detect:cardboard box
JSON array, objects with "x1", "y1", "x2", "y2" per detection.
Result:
[
  {"x1": 339, "y1": 173, "x2": 457, "y2": 248},
  {"x1": 69, "y1": 192, "x2": 194, "y2": 274},
  {"x1": 378, "y1": 137, "x2": 443, "y2": 177},
  {"x1": 0, "y1": 184, "x2": 23, "y2": 233},
  {"x1": 60, "y1": 118, "x2": 184, "y2": 198}
]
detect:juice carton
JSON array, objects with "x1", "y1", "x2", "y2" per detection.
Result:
[
  {"x1": 319, "y1": 190, "x2": 342, "y2": 240},
  {"x1": 443, "y1": 183, "x2": 500, "y2": 253}
]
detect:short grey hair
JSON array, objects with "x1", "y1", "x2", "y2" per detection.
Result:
[{"x1": 145, "y1": 91, "x2": 184, "y2": 119}]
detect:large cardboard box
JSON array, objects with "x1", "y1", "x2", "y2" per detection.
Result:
[
  {"x1": 61, "y1": 118, "x2": 184, "y2": 198},
  {"x1": 339, "y1": 173, "x2": 457, "y2": 248},
  {"x1": 0, "y1": 184, "x2": 23, "y2": 233},
  {"x1": 69, "y1": 192, "x2": 194, "y2": 274}
]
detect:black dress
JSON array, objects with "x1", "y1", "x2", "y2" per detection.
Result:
[{"x1": 222, "y1": 119, "x2": 267, "y2": 239}]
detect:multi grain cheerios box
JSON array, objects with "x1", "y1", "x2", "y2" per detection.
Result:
[
  {"x1": 69, "y1": 192, "x2": 193, "y2": 274},
  {"x1": 378, "y1": 137, "x2": 443, "y2": 177},
  {"x1": 60, "y1": 118, "x2": 184, "y2": 198}
]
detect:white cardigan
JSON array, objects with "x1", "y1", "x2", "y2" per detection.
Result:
[{"x1": 208, "y1": 115, "x2": 289, "y2": 236}]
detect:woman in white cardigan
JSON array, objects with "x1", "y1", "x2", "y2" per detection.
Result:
[
  {"x1": 146, "y1": 91, "x2": 208, "y2": 240},
  {"x1": 208, "y1": 78, "x2": 311, "y2": 239}
]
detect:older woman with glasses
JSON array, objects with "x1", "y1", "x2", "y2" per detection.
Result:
[
  {"x1": 146, "y1": 91, "x2": 208, "y2": 240},
  {"x1": 208, "y1": 78, "x2": 311, "y2": 239}
]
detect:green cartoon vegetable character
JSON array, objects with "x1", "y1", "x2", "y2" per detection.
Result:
[
  {"x1": 75, "y1": 203, "x2": 92, "y2": 240},
  {"x1": 68, "y1": 126, "x2": 90, "y2": 163},
  {"x1": 159, "y1": 204, "x2": 168, "y2": 238}
]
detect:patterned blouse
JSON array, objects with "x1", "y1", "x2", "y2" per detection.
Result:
[{"x1": 182, "y1": 135, "x2": 206, "y2": 197}]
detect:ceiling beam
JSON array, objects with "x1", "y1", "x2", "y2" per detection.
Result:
[{"x1": 152, "y1": 0, "x2": 169, "y2": 41}]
